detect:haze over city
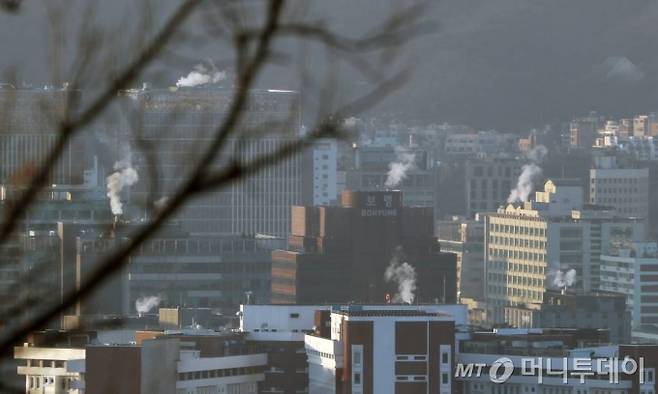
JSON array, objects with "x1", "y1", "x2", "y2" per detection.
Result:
[{"x1": 1, "y1": 1, "x2": 658, "y2": 393}]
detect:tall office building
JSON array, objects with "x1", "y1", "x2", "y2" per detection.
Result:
[
  {"x1": 464, "y1": 158, "x2": 519, "y2": 217},
  {"x1": 570, "y1": 112, "x2": 602, "y2": 148},
  {"x1": 271, "y1": 190, "x2": 457, "y2": 304},
  {"x1": 437, "y1": 216, "x2": 485, "y2": 301},
  {"x1": 589, "y1": 158, "x2": 649, "y2": 219},
  {"x1": 302, "y1": 139, "x2": 338, "y2": 206},
  {"x1": 600, "y1": 242, "x2": 658, "y2": 332},
  {"x1": 70, "y1": 225, "x2": 282, "y2": 317},
  {"x1": 485, "y1": 179, "x2": 646, "y2": 325},
  {"x1": 344, "y1": 143, "x2": 438, "y2": 210},
  {"x1": 122, "y1": 87, "x2": 302, "y2": 236},
  {"x1": 0, "y1": 86, "x2": 90, "y2": 186}
]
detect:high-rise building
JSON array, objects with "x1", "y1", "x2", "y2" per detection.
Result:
[
  {"x1": 0, "y1": 86, "x2": 91, "y2": 186},
  {"x1": 485, "y1": 179, "x2": 646, "y2": 325},
  {"x1": 302, "y1": 139, "x2": 338, "y2": 206},
  {"x1": 600, "y1": 242, "x2": 658, "y2": 332},
  {"x1": 589, "y1": 158, "x2": 649, "y2": 219},
  {"x1": 271, "y1": 190, "x2": 457, "y2": 305},
  {"x1": 121, "y1": 87, "x2": 302, "y2": 236},
  {"x1": 570, "y1": 112, "x2": 602, "y2": 148},
  {"x1": 343, "y1": 143, "x2": 438, "y2": 211},
  {"x1": 437, "y1": 216, "x2": 485, "y2": 301},
  {"x1": 465, "y1": 158, "x2": 519, "y2": 217},
  {"x1": 70, "y1": 224, "x2": 282, "y2": 317}
]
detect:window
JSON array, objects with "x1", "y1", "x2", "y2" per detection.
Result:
[
  {"x1": 353, "y1": 351, "x2": 361, "y2": 365},
  {"x1": 442, "y1": 373, "x2": 449, "y2": 384},
  {"x1": 290, "y1": 313, "x2": 299, "y2": 318},
  {"x1": 442, "y1": 352, "x2": 449, "y2": 363},
  {"x1": 354, "y1": 373, "x2": 361, "y2": 385}
]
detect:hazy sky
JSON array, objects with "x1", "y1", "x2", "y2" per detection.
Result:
[{"x1": 2, "y1": 0, "x2": 658, "y2": 132}]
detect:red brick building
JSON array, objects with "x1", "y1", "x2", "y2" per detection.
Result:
[{"x1": 271, "y1": 190, "x2": 457, "y2": 304}]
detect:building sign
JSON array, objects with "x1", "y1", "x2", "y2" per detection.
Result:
[{"x1": 359, "y1": 192, "x2": 400, "y2": 216}]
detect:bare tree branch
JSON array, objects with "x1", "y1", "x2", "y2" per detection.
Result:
[{"x1": 0, "y1": 0, "x2": 201, "y2": 250}]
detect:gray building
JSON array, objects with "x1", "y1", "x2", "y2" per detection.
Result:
[
  {"x1": 73, "y1": 228, "x2": 282, "y2": 316},
  {"x1": 437, "y1": 215, "x2": 485, "y2": 301},
  {"x1": 465, "y1": 158, "x2": 519, "y2": 217},
  {"x1": 533, "y1": 289, "x2": 631, "y2": 344},
  {"x1": 121, "y1": 87, "x2": 302, "y2": 237}
]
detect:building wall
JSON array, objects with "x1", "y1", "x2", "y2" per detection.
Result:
[
  {"x1": 485, "y1": 214, "x2": 549, "y2": 324},
  {"x1": 272, "y1": 191, "x2": 457, "y2": 305},
  {"x1": 600, "y1": 243, "x2": 658, "y2": 329},
  {"x1": 465, "y1": 160, "x2": 519, "y2": 217},
  {"x1": 86, "y1": 346, "x2": 142, "y2": 394},
  {"x1": 125, "y1": 89, "x2": 302, "y2": 237},
  {"x1": 590, "y1": 168, "x2": 650, "y2": 219}
]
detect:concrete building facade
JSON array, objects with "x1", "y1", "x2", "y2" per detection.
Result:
[{"x1": 485, "y1": 179, "x2": 646, "y2": 326}]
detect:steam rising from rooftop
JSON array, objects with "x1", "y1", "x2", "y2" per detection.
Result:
[
  {"x1": 385, "y1": 147, "x2": 415, "y2": 188},
  {"x1": 176, "y1": 64, "x2": 226, "y2": 88},
  {"x1": 384, "y1": 253, "x2": 417, "y2": 304},
  {"x1": 106, "y1": 160, "x2": 139, "y2": 216},
  {"x1": 552, "y1": 269, "x2": 576, "y2": 289},
  {"x1": 507, "y1": 145, "x2": 547, "y2": 203},
  {"x1": 135, "y1": 295, "x2": 161, "y2": 316}
]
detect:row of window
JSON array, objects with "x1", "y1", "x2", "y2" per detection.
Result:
[
  {"x1": 488, "y1": 272, "x2": 545, "y2": 288},
  {"x1": 591, "y1": 177, "x2": 643, "y2": 184},
  {"x1": 490, "y1": 224, "x2": 546, "y2": 236},
  {"x1": 177, "y1": 366, "x2": 263, "y2": 381},
  {"x1": 489, "y1": 260, "x2": 546, "y2": 274},
  {"x1": 489, "y1": 236, "x2": 547, "y2": 250},
  {"x1": 487, "y1": 285, "x2": 543, "y2": 300}
]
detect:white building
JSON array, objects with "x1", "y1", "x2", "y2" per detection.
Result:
[
  {"x1": 307, "y1": 139, "x2": 338, "y2": 206},
  {"x1": 600, "y1": 242, "x2": 658, "y2": 331},
  {"x1": 14, "y1": 330, "x2": 267, "y2": 394},
  {"x1": 14, "y1": 345, "x2": 85, "y2": 394}
]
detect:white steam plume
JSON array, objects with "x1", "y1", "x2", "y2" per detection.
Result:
[
  {"x1": 507, "y1": 145, "x2": 547, "y2": 203},
  {"x1": 135, "y1": 295, "x2": 161, "y2": 315},
  {"x1": 106, "y1": 160, "x2": 139, "y2": 215},
  {"x1": 385, "y1": 147, "x2": 415, "y2": 188},
  {"x1": 176, "y1": 64, "x2": 226, "y2": 88},
  {"x1": 552, "y1": 269, "x2": 576, "y2": 288},
  {"x1": 384, "y1": 256, "x2": 417, "y2": 304}
]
